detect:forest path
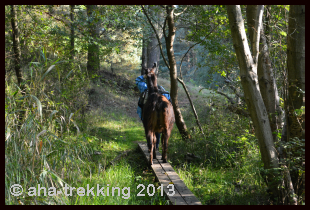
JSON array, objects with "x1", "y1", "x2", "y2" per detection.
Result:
[{"x1": 138, "y1": 142, "x2": 202, "y2": 205}]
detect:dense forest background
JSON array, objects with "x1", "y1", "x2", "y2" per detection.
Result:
[{"x1": 5, "y1": 5, "x2": 304, "y2": 205}]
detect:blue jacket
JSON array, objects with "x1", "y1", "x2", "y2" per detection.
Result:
[{"x1": 135, "y1": 75, "x2": 170, "y2": 119}]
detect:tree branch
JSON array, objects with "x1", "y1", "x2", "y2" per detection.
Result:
[
  {"x1": 200, "y1": 87, "x2": 248, "y2": 117},
  {"x1": 177, "y1": 77, "x2": 205, "y2": 137},
  {"x1": 216, "y1": 90, "x2": 235, "y2": 104},
  {"x1": 227, "y1": 104, "x2": 250, "y2": 118},
  {"x1": 225, "y1": 84, "x2": 245, "y2": 101},
  {"x1": 253, "y1": 5, "x2": 264, "y2": 64},
  {"x1": 44, "y1": 11, "x2": 88, "y2": 38},
  {"x1": 174, "y1": 6, "x2": 188, "y2": 16},
  {"x1": 141, "y1": 5, "x2": 170, "y2": 70},
  {"x1": 179, "y1": 24, "x2": 219, "y2": 78},
  {"x1": 163, "y1": 16, "x2": 168, "y2": 39}
]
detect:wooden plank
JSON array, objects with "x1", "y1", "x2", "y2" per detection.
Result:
[
  {"x1": 154, "y1": 149, "x2": 201, "y2": 205},
  {"x1": 138, "y1": 142, "x2": 150, "y2": 162},
  {"x1": 158, "y1": 160, "x2": 201, "y2": 205},
  {"x1": 138, "y1": 143, "x2": 187, "y2": 205},
  {"x1": 138, "y1": 143, "x2": 202, "y2": 205},
  {"x1": 152, "y1": 159, "x2": 187, "y2": 205}
]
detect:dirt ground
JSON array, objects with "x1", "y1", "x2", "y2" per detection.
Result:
[
  {"x1": 86, "y1": 69, "x2": 194, "y2": 122},
  {"x1": 86, "y1": 70, "x2": 142, "y2": 120}
]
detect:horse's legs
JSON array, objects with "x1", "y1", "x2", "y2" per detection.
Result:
[
  {"x1": 153, "y1": 133, "x2": 157, "y2": 159},
  {"x1": 149, "y1": 132, "x2": 154, "y2": 165},
  {"x1": 161, "y1": 132, "x2": 167, "y2": 163},
  {"x1": 161, "y1": 128, "x2": 172, "y2": 163},
  {"x1": 161, "y1": 132, "x2": 165, "y2": 160},
  {"x1": 145, "y1": 129, "x2": 152, "y2": 153}
]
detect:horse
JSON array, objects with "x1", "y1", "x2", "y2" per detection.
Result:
[{"x1": 142, "y1": 63, "x2": 175, "y2": 165}]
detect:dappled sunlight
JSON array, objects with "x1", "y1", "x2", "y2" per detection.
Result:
[
  {"x1": 83, "y1": 108, "x2": 145, "y2": 151},
  {"x1": 6, "y1": 4, "x2": 304, "y2": 205}
]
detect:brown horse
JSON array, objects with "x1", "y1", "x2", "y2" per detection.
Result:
[{"x1": 142, "y1": 63, "x2": 175, "y2": 165}]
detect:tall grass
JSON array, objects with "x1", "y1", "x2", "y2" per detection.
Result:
[
  {"x1": 5, "y1": 57, "x2": 170, "y2": 205},
  {"x1": 5, "y1": 57, "x2": 92, "y2": 204}
]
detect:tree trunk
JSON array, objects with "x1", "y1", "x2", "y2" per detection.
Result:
[
  {"x1": 287, "y1": 5, "x2": 305, "y2": 111},
  {"x1": 86, "y1": 5, "x2": 100, "y2": 76},
  {"x1": 70, "y1": 5, "x2": 75, "y2": 62},
  {"x1": 247, "y1": 5, "x2": 282, "y2": 143},
  {"x1": 258, "y1": 19, "x2": 283, "y2": 141},
  {"x1": 147, "y1": 6, "x2": 162, "y2": 75},
  {"x1": 141, "y1": 34, "x2": 147, "y2": 75},
  {"x1": 165, "y1": 6, "x2": 191, "y2": 141},
  {"x1": 10, "y1": 5, "x2": 23, "y2": 90},
  {"x1": 286, "y1": 5, "x2": 305, "y2": 201},
  {"x1": 147, "y1": 33, "x2": 159, "y2": 68},
  {"x1": 265, "y1": 5, "x2": 272, "y2": 48},
  {"x1": 10, "y1": 5, "x2": 26, "y2": 128},
  {"x1": 226, "y1": 5, "x2": 280, "y2": 198},
  {"x1": 248, "y1": 5, "x2": 298, "y2": 204},
  {"x1": 245, "y1": 5, "x2": 257, "y2": 55}
]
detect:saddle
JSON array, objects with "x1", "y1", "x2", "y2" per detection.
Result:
[{"x1": 138, "y1": 86, "x2": 171, "y2": 109}]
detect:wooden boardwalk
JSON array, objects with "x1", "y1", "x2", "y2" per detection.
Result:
[{"x1": 138, "y1": 142, "x2": 202, "y2": 205}]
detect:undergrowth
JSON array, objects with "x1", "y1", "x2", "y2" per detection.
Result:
[
  {"x1": 6, "y1": 60, "x2": 302, "y2": 205},
  {"x1": 5, "y1": 57, "x2": 169, "y2": 205}
]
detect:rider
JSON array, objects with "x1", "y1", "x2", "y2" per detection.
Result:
[{"x1": 135, "y1": 71, "x2": 171, "y2": 151}]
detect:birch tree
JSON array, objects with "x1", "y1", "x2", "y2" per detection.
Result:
[
  {"x1": 226, "y1": 5, "x2": 283, "y2": 202},
  {"x1": 226, "y1": 5, "x2": 305, "y2": 204},
  {"x1": 246, "y1": 5, "x2": 282, "y2": 145}
]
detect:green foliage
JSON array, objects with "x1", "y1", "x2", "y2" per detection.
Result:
[
  {"x1": 165, "y1": 90, "x2": 269, "y2": 204},
  {"x1": 5, "y1": 49, "x2": 168, "y2": 204},
  {"x1": 5, "y1": 4, "x2": 303, "y2": 205},
  {"x1": 170, "y1": 105, "x2": 258, "y2": 169},
  {"x1": 172, "y1": 6, "x2": 240, "y2": 90},
  {"x1": 294, "y1": 106, "x2": 305, "y2": 116},
  {"x1": 5, "y1": 45, "x2": 90, "y2": 204},
  {"x1": 277, "y1": 137, "x2": 305, "y2": 173}
]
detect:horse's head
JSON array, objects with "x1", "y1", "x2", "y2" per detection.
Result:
[
  {"x1": 144, "y1": 63, "x2": 158, "y2": 92},
  {"x1": 144, "y1": 63, "x2": 157, "y2": 77}
]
